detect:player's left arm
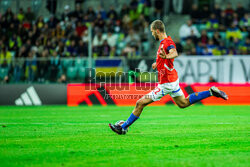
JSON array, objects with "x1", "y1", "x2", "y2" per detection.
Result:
[{"x1": 159, "y1": 48, "x2": 179, "y2": 59}]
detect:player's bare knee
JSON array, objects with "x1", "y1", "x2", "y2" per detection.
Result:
[
  {"x1": 177, "y1": 103, "x2": 186, "y2": 109},
  {"x1": 177, "y1": 100, "x2": 189, "y2": 109}
]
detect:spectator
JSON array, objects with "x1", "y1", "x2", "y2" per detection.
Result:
[
  {"x1": 36, "y1": 16, "x2": 44, "y2": 29},
  {"x1": 106, "y1": 31, "x2": 117, "y2": 56},
  {"x1": 1, "y1": 75, "x2": 9, "y2": 83},
  {"x1": 52, "y1": 23, "x2": 65, "y2": 40},
  {"x1": 227, "y1": 47, "x2": 237, "y2": 55},
  {"x1": 0, "y1": 47, "x2": 12, "y2": 68},
  {"x1": 239, "y1": 13, "x2": 249, "y2": 31},
  {"x1": 125, "y1": 29, "x2": 140, "y2": 49},
  {"x1": 212, "y1": 3, "x2": 221, "y2": 20},
  {"x1": 67, "y1": 40, "x2": 78, "y2": 57},
  {"x1": 56, "y1": 41, "x2": 66, "y2": 56},
  {"x1": 25, "y1": 50, "x2": 37, "y2": 82},
  {"x1": 179, "y1": 20, "x2": 200, "y2": 40},
  {"x1": 130, "y1": 0, "x2": 138, "y2": 10},
  {"x1": 228, "y1": 38, "x2": 241, "y2": 52},
  {"x1": 86, "y1": 7, "x2": 96, "y2": 21},
  {"x1": 232, "y1": 13, "x2": 239, "y2": 26},
  {"x1": 107, "y1": 6, "x2": 118, "y2": 21},
  {"x1": 190, "y1": 47, "x2": 197, "y2": 55},
  {"x1": 17, "y1": 8, "x2": 25, "y2": 22},
  {"x1": 189, "y1": 4, "x2": 200, "y2": 24},
  {"x1": 183, "y1": 38, "x2": 195, "y2": 55},
  {"x1": 196, "y1": 41, "x2": 204, "y2": 55},
  {"x1": 101, "y1": 40, "x2": 111, "y2": 57},
  {"x1": 202, "y1": 47, "x2": 213, "y2": 56},
  {"x1": 94, "y1": 13, "x2": 105, "y2": 30},
  {"x1": 219, "y1": 11, "x2": 232, "y2": 30},
  {"x1": 199, "y1": 30, "x2": 209, "y2": 45},
  {"x1": 212, "y1": 31, "x2": 222, "y2": 46},
  {"x1": 70, "y1": 31, "x2": 81, "y2": 44},
  {"x1": 93, "y1": 31, "x2": 106, "y2": 57},
  {"x1": 25, "y1": 7, "x2": 35, "y2": 23},
  {"x1": 58, "y1": 74, "x2": 67, "y2": 83},
  {"x1": 47, "y1": 15, "x2": 58, "y2": 29},
  {"x1": 71, "y1": 3, "x2": 84, "y2": 20},
  {"x1": 239, "y1": 37, "x2": 250, "y2": 54},
  {"x1": 218, "y1": 41, "x2": 228, "y2": 55},
  {"x1": 140, "y1": 21, "x2": 150, "y2": 54},
  {"x1": 199, "y1": 5, "x2": 210, "y2": 23},
  {"x1": 235, "y1": 3, "x2": 246, "y2": 20},
  {"x1": 206, "y1": 39, "x2": 217, "y2": 55},
  {"x1": 226, "y1": 23, "x2": 242, "y2": 40},
  {"x1": 140, "y1": 0, "x2": 151, "y2": 22},
  {"x1": 12, "y1": 53, "x2": 25, "y2": 82},
  {"x1": 209, "y1": 76, "x2": 217, "y2": 83},
  {"x1": 154, "y1": 0, "x2": 164, "y2": 18},
  {"x1": 189, "y1": 29, "x2": 199, "y2": 45},
  {"x1": 7, "y1": 23, "x2": 16, "y2": 39},
  {"x1": 122, "y1": 14, "x2": 132, "y2": 32},
  {"x1": 120, "y1": 4, "x2": 129, "y2": 19},
  {"x1": 97, "y1": 6, "x2": 107, "y2": 20},
  {"x1": 3, "y1": 8, "x2": 14, "y2": 25},
  {"x1": 61, "y1": 5, "x2": 71, "y2": 21},
  {"x1": 122, "y1": 29, "x2": 140, "y2": 57},
  {"x1": 224, "y1": 3, "x2": 234, "y2": 16},
  {"x1": 76, "y1": 21, "x2": 87, "y2": 37},
  {"x1": 9, "y1": 33, "x2": 21, "y2": 52},
  {"x1": 37, "y1": 49, "x2": 49, "y2": 82},
  {"x1": 206, "y1": 13, "x2": 219, "y2": 30},
  {"x1": 77, "y1": 40, "x2": 87, "y2": 57},
  {"x1": 49, "y1": 51, "x2": 60, "y2": 81}
]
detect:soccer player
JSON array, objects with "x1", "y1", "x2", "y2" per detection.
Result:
[{"x1": 109, "y1": 20, "x2": 228, "y2": 135}]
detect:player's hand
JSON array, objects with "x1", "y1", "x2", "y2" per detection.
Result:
[
  {"x1": 152, "y1": 62, "x2": 157, "y2": 70},
  {"x1": 159, "y1": 48, "x2": 167, "y2": 59}
]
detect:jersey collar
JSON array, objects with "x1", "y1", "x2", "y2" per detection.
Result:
[
  {"x1": 160, "y1": 38, "x2": 165, "y2": 43},
  {"x1": 160, "y1": 36, "x2": 169, "y2": 43}
]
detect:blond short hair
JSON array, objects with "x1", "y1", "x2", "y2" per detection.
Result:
[{"x1": 151, "y1": 20, "x2": 165, "y2": 33}]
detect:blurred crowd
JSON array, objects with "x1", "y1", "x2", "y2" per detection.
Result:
[
  {"x1": 0, "y1": 0, "x2": 162, "y2": 83},
  {"x1": 178, "y1": 2, "x2": 250, "y2": 56},
  {"x1": 0, "y1": 0, "x2": 249, "y2": 83}
]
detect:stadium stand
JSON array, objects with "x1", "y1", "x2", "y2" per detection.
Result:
[
  {"x1": 182, "y1": 2, "x2": 249, "y2": 56},
  {"x1": 0, "y1": 0, "x2": 249, "y2": 83}
]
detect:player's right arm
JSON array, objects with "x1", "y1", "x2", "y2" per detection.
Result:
[
  {"x1": 159, "y1": 48, "x2": 179, "y2": 59},
  {"x1": 152, "y1": 62, "x2": 157, "y2": 70}
]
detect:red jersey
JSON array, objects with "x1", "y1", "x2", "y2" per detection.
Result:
[{"x1": 156, "y1": 36, "x2": 178, "y2": 84}]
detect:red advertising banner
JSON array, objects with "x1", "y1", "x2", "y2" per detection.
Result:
[{"x1": 67, "y1": 83, "x2": 250, "y2": 106}]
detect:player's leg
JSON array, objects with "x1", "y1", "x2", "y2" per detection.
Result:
[
  {"x1": 109, "y1": 85, "x2": 164, "y2": 135},
  {"x1": 172, "y1": 94, "x2": 190, "y2": 108},
  {"x1": 109, "y1": 95, "x2": 154, "y2": 135},
  {"x1": 121, "y1": 95, "x2": 154, "y2": 129},
  {"x1": 172, "y1": 86, "x2": 228, "y2": 108}
]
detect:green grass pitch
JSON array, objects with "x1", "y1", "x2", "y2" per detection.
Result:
[{"x1": 0, "y1": 105, "x2": 249, "y2": 167}]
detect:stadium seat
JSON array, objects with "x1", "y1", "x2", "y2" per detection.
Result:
[
  {"x1": 0, "y1": 68, "x2": 9, "y2": 79},
  {"x1": 242, "y1": 32, "x2": 248, "y2": 40},
  {"x1": 207, "y1": 32, "x2": 213, "y2": 39},
  {"x1": 219, "y1": 32, "x2": 226, "y2": 41},
  {"x1": 75, "y1": 58, "x2": 85, "y2": 68},
  {"x1": 199, "y1": 24, "x2": 207, "y2": 31},
  {"x1": 181, "y1": 40, "x2": 186, "y2": 46},
  {"x1": 62, "y1": 59, "x2": 73, "y2": 69},
  {"x1": 78, "y1": 67, "x2": 86, "y2": 79},
  {"x1": 66, "y1": 66, "x2": 77, "y2": 79}
]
